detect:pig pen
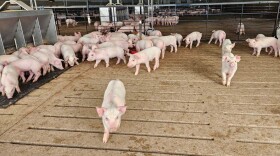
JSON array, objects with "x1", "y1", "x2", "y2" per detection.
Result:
[{"x1": 0, "y1": 41, "x2": 280, "y2": 155}]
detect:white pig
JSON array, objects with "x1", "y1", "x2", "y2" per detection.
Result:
[
  {"x1": 87, "y1": 46, "x2": 126, "y2": 68},
  {"x1": 149, "y1": 30, "x2": 162, "y2": 37},
  {"x1": 78, "y1": 36, "x2": 100, "y2": 45},
  {"x1": 246, "y1": 37, "x2": 278, "y2": 57},
  {"x1": 66, "y1": 19, "x2": 78, "y2": 27},
  {"x1": 183, "y1": 31, "x2": 202, "y2": 49},
  {"x1": 0, "y1": 65, "x2": 20, "y2": 99},
  {"x1": 127, "y1": 47, "x2": 161, "y2": 75},
  {"x1": 222, "y1": 53, "x2": 241, "y2": 87},
  {"x1": 135, "y1": 39, "x2": 154, "y2": 52},
  {"x1": 96, "y1": 79, "x2": 127, "y2": 143},
  {"x1": 0, "y1": 55, "x2": 19, "y2": 65},
  {"x1": 170, "y1": 33, "x2": 183, "y2": 47},
  {"x1": 61, "y1": 45, "x2": 79, "y2": 68},
  {"x1": 151, "y1": 38, "x2": 166, "y2": 59},
  {"x1": 208, "y1": 30, "x2": 226, "y2": 46},
  {"x1": 158, "y1": 36, "x2": 177, "y2": 53},
  {"x1": 236, "y1": 23, "x2": 245, "y2": 35},
  {"x1": 222, "y1": 39, "x2": 235, "y2": 55}
]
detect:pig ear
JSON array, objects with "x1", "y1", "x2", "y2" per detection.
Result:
[
  {"x1": 222, "y1": 56, "x2": 228, "y2": 61},
  {"x1": 235, "y1": 55, "x2": 241, "y2": 62},
  {"x1": 96, "y1": 107, "x2": 106, "y2": 117},
  {"x1": 118, "y1": 106, "x2": 127, "y2": 114},
  {"x1": 245, "y1": 38, "x2": 250, "y2": 42}
]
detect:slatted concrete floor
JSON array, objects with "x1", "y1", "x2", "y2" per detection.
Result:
[{"x1": 0, "y1": 43, "x2": 280, "y2": 155}]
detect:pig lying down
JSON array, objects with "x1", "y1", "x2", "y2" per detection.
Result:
[
  {"x1": 96, "y1": 79, "x2": 127, "y2": 143},
  {"x1": 127, "y1": 47, "x2": 161, "y2": 75},
  {"x1": 222, "y1": 53, "x2": 241, "y2": 87}
]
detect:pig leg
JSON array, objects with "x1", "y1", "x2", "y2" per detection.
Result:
[
  {"x1": 116, "y1": 58, "x2": 121, "y2": 65},
  {"x1": 103, "y1": 130, "x2": 110, "y2": 143},
  {"x1": 161, "y1": 48, "x2": 165, "y2": 59},
  {"x1": 32, "y1": 72, "x2": 41, "y2": 82},
  {"x1": 26, "y1": 71, "x2": 34, "y2": 82},
  {"x1": 16, "y1": 85, "x2": 21, "y2": 93},
  {"x1": 170, "y1": 45, "x2": 173, "y2": 53},
  {"x1": 174, "y1": 44, "x2": 177, "y2": 53},
  {"x1": 51, "y1": 65, "x2": 55, "y2": 72},
  {"x1": 252, "y1": 48, "x2": 256, "y2": 56},
  {"x1": 185, "y1": 43, "x2": 189, "y2": 48},
  {"x1": 226, "y1": 72, "x2": 236, "y2": 87},
  {"x1": 135, "y1": 64, "x2": 140, "y2": 75},
  {"x1": 105, "y1": 58, "x2": 110, "y2": 67},
  {"x1": 190, "y1": 41, "x2": 193, "y2": 49},
  {"x1": 145, "y1": 62, "x2": 151, "y2": 73},
  {"x1": 74, "y1": 59, "x2": 79, "y2": 65},
  {"x1": 256, "y1": 48, "x2": 262, "y2": 57},
  {"x1": 64, "y1": 61, "x2": 68, "y2": 68},
  {"x1": 208, "y1": 36, "x2": 213, "y2": 44},
  {"x1": 94, "y1": 60, "x2": 101, "y2": 68},
  {"x1": 272, "y1": 45, "x2": 278, "y2": 57},
  {"x1": 196, "y1": 39, "x2": 200, "y2": 47},
  {"x1": 121, "y1": 56, "x2": 126, "y2": 64},
  {"x1": 219, "y1": 38, "x2": 223, "y2": 47},
  {"x1": 19, "y1": 72, "x2": 26, "y2": 83},
  {"x1": 222, "y1": 72, "x2": 227, "y2": 86}
]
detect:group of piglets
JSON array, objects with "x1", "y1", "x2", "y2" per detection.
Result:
[
  {"x1": 0, "y1": 32, "x2": 85, "y2": 99},
  {"x1": 80, "y1": 30, "x2": 186, "y2": 75}
]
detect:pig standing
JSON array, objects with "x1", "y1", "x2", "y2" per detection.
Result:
[
  {"x1": 151, "y1": 38, "x2": 166, "y2": 59},
  {"x1": 208, "y1": 30, "x2": 226, "y2": 46},
  {"x1": 222, "y1": 39, "x2": 235, "y2": 55},
  {"x1": 236, "y1": 23, "x2": 245, "y2": 35},
  {"x1": 96, "y1": 79, "x2": 127, "y2": 143},
  {"x1": 183, "y1": 32, "x2": 202, "y2": 49},
  {"x1": 57, "y1": 32, "x2": 81, "y2": 42},
  {"x1": 127, "y1": 47, "x2": 161, "y2": 75},
  {"x1": 135, "y1": 40, "x2": 154, "y2": 52},
  {"x1": 158, "y1": 36, "x2": 177, "y2": 53},
  {"x1": 170, "y1": 33, "x2": 183, "y2": 47},
  {"x1": 61, "y1": 45, "x2": 79, "y2": 68},
  {"x1": 66, "y1": 19, "x2": 78, "y2": 27},
  {"x1": 0, "y1": 65, "x2": 20, "y2": 99},
  {"x1": 222, "y1": 53, "x2": 241, "y2": 87},
  {"x1": 246, "y1": 37, "x2": 278, "y2": 57},
  {"x1": 149, "y1": 30, "x2": 162, "y2": 36},
  {"x1": 87, "y1": 46, "x2": 126, "y2": 68}
]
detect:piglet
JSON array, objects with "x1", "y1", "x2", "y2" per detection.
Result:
[
  {"x1": 127, "y1": 47, "x2": 161, "y2": 75},
  {"x1": 246, "y1": 37, "x2": 278, "y2": 57},
  {"x1": 135, "y1": 39, "x2": 154, "y2": 52},
  {"x1": 236, "y1": 23, "x2": 245, "y2": 35},
  {"x1": 151, "y1": 38, "x2": 166, "y2": 59},
  {"x1": 222, "y1": 39, "x2": 235, "y2": 55},
  {"x1": 183, "y1": 31, "x2": 202, "y2": 49},
  {"x1": 170, "y1": 33, "x2": 183, "y2": 47},
  {"x1": 222, "y1": 53, "x2": 241, "y2": 87},
  {"x1": 0, "y1": 65, "x2": 20, "y2": 99},
  {"x1": 208, "y1": 30, "x2": 226, "y2": 46},
  {"x1": 61, "y1": 45, "x2": 79, "y2": 68},
  {"x1": 87, "y1": 46, "x2": 126, "y2": 68},
  {"x1": 96, "y1": 79, "x2": 127, "y2": 143}
]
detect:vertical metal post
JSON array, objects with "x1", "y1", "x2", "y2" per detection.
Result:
[
  {"x1": 273, "y1": 0, "x2": 280, "y2": 37},
  {"x1": 0, "y1": 33, "x2": 5, "y2": 55},
  {"x1": 206, "y1": 4, "x2": 209, "y2": 40},
  {"x1": 87, "y1": 0, "x2": 89, "y2": 13},
  {"x1": 83, "y1": 7, "x2": 88, "y2": 33},
  {"x1": 142, "y1": 2, "x2": 145, "y2": 34},
  {"x1": 54, "y1": 9, "x2": 60, "y2": 35}
]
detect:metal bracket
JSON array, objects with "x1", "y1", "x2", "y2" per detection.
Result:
[
  {"x1": 14, "y1": 19, "x2": 26, "y2": 50},
  {"x1": 45, "y1": 13, "x2": 58, "y2": 44},
  {"x1": 0, "y1": 34, "x2": 5, "y2": 55},
  {"x1": 32, "y1": 17, "x2": 43, "y2": 46}
]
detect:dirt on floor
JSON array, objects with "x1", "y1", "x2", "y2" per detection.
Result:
[{"x1": 0, "y1": 39, "x2": 280, "y2": 155}]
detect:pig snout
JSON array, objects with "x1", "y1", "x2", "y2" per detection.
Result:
[{"x1": 230, "y1": 62, "x2": 236, "y2": 67}]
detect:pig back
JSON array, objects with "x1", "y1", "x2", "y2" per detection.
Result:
[{"x1": 102, "y1": 80, "x2": 126, "y2": 108}]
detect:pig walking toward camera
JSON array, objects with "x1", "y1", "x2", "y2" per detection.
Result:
[
  {"x1": 183, "y1": 31, "x2": 202, "y2": 49},
  {"x1": 222, "y1": 53, "x2": 241, "y2": 87},
  {"x1": 61, "y1": 45, "x2": 79, "y2": 68},
  {"x1": 208, "y1": 30, "x2": 226, "y2": 46},
  {"x1": 96, "y1": 79, "x2": 127, "y2": 143},
  {"x1": 222, "y1": 39, "x2": 235, "y2": 55},
  {"x1": 127, "y1": 47, "x2": 161, "y2": 75}
]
